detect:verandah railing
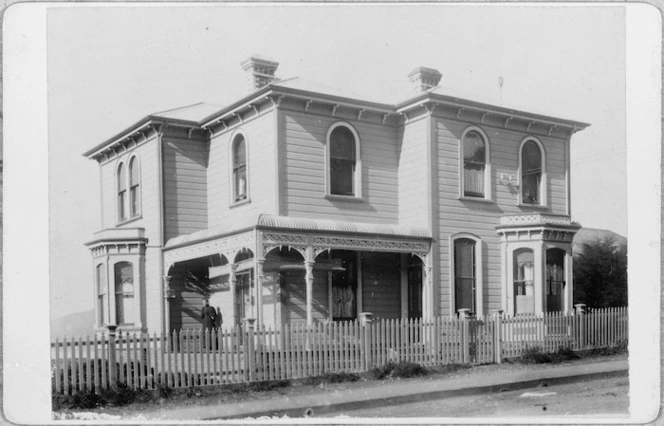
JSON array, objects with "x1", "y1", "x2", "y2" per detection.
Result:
[{"x1": 51, "y1": 307, "x2": 628, "y2": 395}]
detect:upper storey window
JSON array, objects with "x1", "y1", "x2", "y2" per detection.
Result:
[
  {"x1": 232, "y1": 135, "x2": 248, "y2": 203},
  {"x1": 128, "y1": 157, "x2": 141, "y2": 217},
  {"x1": 117, "y1": 162, "x2": 127, "y2": 222},
  {"x1": 520, "y1": 138, "x2": 546, "y2": 206},
  {"x1": 461, "y1": 127, "x2": 491, "y2": 199},
  {"x1": 327, "y1": 123, "x2": 361, "y2": 197},
  {"x1": 116, "y1": 156, "x2": 141, "y2": 223}
]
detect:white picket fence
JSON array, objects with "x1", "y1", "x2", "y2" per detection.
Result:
[{"x1": 51, "y1": 307, "x2": 628, "y2": 395}]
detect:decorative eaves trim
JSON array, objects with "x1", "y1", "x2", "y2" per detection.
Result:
[{"x1": 396, "y1": 94, "x2": 590, "y2": 132}]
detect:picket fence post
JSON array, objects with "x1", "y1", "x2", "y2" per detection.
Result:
[
  {"x1": 493, "y1": 312, "x2": 502, "y2": 364},
  {"x1": 107, "y1": 325, "x2": 118, "y2": 390},
  {"x1": 244, "y1": 319, "x2": 256, "y2": 381}
]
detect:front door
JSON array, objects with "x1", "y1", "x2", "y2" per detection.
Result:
[
  {"x1": 407, "y1": 265, "x2": 422, "y2": 318},
  {"x1": 235, "y1": 271, "x2": 252, "y2": 325},
  {"x1": 331, "y1": 250, "x2": 357, "y2": 321}
]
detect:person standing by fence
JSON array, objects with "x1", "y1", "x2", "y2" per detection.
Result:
[{"x1": 201, "y1": 298, "x2": 217, "y2": 331}]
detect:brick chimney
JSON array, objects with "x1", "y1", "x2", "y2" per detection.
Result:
[
  {"x1": 408, "y1": 66, "x2": 442, "y2": 93},
  {"x1": 241, "y1": 56, "x2": 279, "y2": 91}
]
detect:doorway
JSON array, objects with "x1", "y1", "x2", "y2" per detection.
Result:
[{"x1": 407, "y1": 256, "x2": 423, "y2": 318}]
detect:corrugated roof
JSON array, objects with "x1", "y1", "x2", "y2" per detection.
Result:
[
  {"x1": 272, "y1": 77, "x2": 386, "y2": 105},
  {"x1": 151, "y1": 102, "x2": 224, "y2": 123},
  {"x1": 164, "y1": 214, "x2": 432, "y2": 250},
  {"x1": 258, "y1": 214, "x2": 432, "y2": 239}
]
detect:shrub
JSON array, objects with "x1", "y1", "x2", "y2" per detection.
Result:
[
  {"x1": 303, "y1": 372, "x2": 360, "y2": 386},
  {"x1": 518, "y1": 347, "x2": 552, "y2": 364},
  {"x1": 371, "y1": 362, "x2": 427, "y2": 380}
]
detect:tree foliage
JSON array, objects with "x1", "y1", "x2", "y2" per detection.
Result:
[{"x1": 573, "y1": 236, "x2": 627, "y2": 308}]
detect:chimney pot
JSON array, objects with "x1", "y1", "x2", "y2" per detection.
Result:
[
  {"x1": 408, "y1": 67, "x2": 442, "y2": 93},
  {"x1": 241, "y1": 55, "x2": 280, "y2": 91}
]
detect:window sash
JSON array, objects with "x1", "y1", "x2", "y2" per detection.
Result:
[
  {"x1": 454, "y1": 239, "x2": 476, "y2": 312},
  {"x1": 463, "y1": 166, "x2": 484, "y2": 197},
  {"x1": 234, "y1": 165, "x2": 247, "y2": 201},
  {"x1": 130, "y1": 184, "x2": 140, "y2": 217},
  {"x1": 521, "y1": 172, "x2": 541, "y2": 204},
  {"x1": 330, "y1": 159, "x2": 355, "y2": 195},
  {"x1": 118, "y1": 190, "x2": 127, "y2": 221}
]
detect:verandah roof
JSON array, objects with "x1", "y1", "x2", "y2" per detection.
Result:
[{"x1": 164, "y1": 214, "x2": 432, "y2": 251}]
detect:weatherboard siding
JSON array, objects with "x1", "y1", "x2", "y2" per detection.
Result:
[
  {"x1": 398, "y1": 117, "x2": 430, "y2": 228},
  {"x1": 281, "y1": 111, "x2": 399, "y2": 224},
  {"x1": 433, "y1": 117, "x2": 570, "y2": 315},
  {"x1": 163, "y1": 138, "x2": 209, "y2": 241},
  {"x1": 100, "y1": 138, "x2": 160, "y2": 242},
  {"x1": 207, "y1": 111, "x2": 278, "y2": 230}
]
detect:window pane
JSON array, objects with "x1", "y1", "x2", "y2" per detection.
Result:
[
  {"x1": 117, "y1": 164, "x2": 126, "y2": 191},
  {"x1": 129, "y1": 158, "x2": 139, "y2": 185},
  {"x1": 330, "y1": 127, "x2": 355, "y2": 161},
  {"x1": 233, "y1": 137, "x2": 246, "y2": 165},
  {"x1": 546, "y1": 249, "x2": 565, "y2": 281},
  {"x1": 463, "y1": 131, "x2": 485, "y2": 197},
  {"x1": 454, "y1": 239, "x2": 476, "y2": 312},
  {"x1": 114, "y1": 262, "x2": 134, "y2": 325},
  {"x1": 464, "y1": 167, "x2": 484, "y2": 197},
  {"x1": 521, "y1": 173, "x2": 540, "y2": 204},
  {"x1": 234, "y1": 166, "x2": 247, "y2": 200},
  {"x1": 97, "y1": 264, "x2": 106, "y2": 325},
  {"x1": 118, "y1": 192, "x2": 126, "y2": 221},
  {"x1": 130, "y1": 187, "x2": 139, "y2": 215},
  {"x1": 522, "y1": 141, "x2": 541, "y2": 172},
  {"x1": 330, "y1": 159, "x2": 354, "y2": 195},
  {"x1": 463, "y1": 131, "x2": 485, "y2": 164}
]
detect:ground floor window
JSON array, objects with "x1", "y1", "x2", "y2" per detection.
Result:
[
  {"x1": 114, "y1": 262, "x2": 135, "y2": 325},
  {"x1": 96, "y1": 263, "x2": 107, "y2": 326},
  {"x1": 513, "y1": 249, "x2": 535, "y2": 314},
  {"x1": 546, "y1": 248, "x2": 565, "y2": 312},
  {"x1": 454, "y1": 238, "x2": 476, "y2": 313}
]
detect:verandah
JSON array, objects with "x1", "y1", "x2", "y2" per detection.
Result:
[{"x1": 51, "y1": 307, "x2": 628, "y2": 395}]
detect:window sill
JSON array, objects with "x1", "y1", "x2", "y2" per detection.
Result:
[
  {"x1": 117, "y1": 215, "x2": 142, "y2": 226},
  {"x1": 230, "y1": 198, "x2": 251, "y2": 208},
  {"x1": 458, "y1": 196, "x2": 494, "y2": 204},
  {"x1": 325, "y1": 194, "x2": 364, "y2": 203},
  {"x1": 517, "y1": 203, "x2": 549, "y2": 210}
]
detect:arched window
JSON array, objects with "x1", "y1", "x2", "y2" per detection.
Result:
[
  {"x1": 232, "y1": 135, "x2": 248, "y2": 202},
  {"x1": 520, "y1": 139, "x2": 544, "y2": 205},
  {"x1": 117, "y1": 162, "x2": 127, "y2": 221},
  {"x1": 96, "y1": 264, "x2": 107, "y2": 326},
  {"x1": 453, "y1": 238, "x2": 477, "y2": 313},
  {"x1": 114, "y1": 262, "x2": 134, "y2": 325},
  {"x1": 128, "y1": 156, "x2": 140, "y2": 218},
  {"x1": 327, "y1": 123, "x2": 360, "y2": 197},
  {"x1": 546, "y1": 248, "x2": 566, "y2": 312},
  {"x1": 461, "y1": 128, "x2": 490, "y2": 198},
  {"x1": 513, "y1": 248, "x2": 535, "y2": 314}
]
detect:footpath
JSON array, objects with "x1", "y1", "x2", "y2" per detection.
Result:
[{"x1": 128, "y1": 358, "x2": 628, "y2": 420}]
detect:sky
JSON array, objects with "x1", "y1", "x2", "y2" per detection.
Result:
[{"x1": 46, "y1": 4, "x2": 627, "y2": 322}]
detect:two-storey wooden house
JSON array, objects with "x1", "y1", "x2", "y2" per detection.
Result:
[{"x1": 84, "y1": 56, "x2": 589, "y2": 335}]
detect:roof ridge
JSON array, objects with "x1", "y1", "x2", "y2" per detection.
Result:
[{"x1": 151, "y1": 101, "x2": 218, "y2": 116}]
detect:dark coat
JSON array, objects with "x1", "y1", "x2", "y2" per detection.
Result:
[{"x1": 201, "y1": 305, "x2": 217, "y2": 330}]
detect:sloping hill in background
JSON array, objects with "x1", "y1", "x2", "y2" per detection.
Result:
[
  {"x1": 573, "y1": 227, "x2": 627, "y2": 251},
  {"x1": 51, "y1": 309, "x2": 95, "y2": 339}
]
